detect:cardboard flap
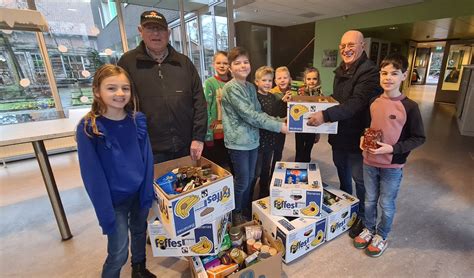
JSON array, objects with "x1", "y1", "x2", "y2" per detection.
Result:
[{"x1": 291, "y1": 95, "x2": 337, "y2": 103}]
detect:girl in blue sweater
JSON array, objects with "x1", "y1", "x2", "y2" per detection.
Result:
[{"x1": 76, "y1": 65, "x2": 155, "y2": 278}]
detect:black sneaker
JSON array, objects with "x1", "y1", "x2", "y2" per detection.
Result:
[
  {"x1": 348, "y1": 217, "x2": 364, "y2": 239},
  {"x1": 132, "y1": 262, "x2": 156, "y2": 278}
]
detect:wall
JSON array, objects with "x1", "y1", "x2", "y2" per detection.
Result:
[
  {"x1": 313, "y1": 0, "x2": 474, "y2": 93},
  {"x1": 235, "y1": 21, "x2": 315, "y2": 81},
  {"x1": 272, "y1": 23, "x2": 315, "y2": 80}
]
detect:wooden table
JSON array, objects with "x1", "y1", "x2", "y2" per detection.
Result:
[{"x1": 0, "y1": 109, "x2": 88, "y2": 240}]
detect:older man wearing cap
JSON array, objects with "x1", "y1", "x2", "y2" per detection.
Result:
[{"x1": 119, "y1": 11, "x2": 207, "y2": 164}]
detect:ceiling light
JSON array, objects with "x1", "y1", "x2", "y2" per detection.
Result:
[{"x1": 388, "y1": 26, "x2": 398, "y2": 30}]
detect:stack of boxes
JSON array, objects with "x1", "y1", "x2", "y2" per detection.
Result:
[
  {"x1": 252, "y1": 162, "x2": 359, "y2": 263},
  {"x1": 149, "y1": 156, "x2": 234, "y2": 257}
]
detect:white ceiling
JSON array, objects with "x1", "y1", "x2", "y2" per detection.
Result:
[{"x1": 233, "y1": 0, "x2": 424, "y2": 27}]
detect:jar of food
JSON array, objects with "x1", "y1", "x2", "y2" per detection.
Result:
[
  {"x1": 246, "y1": 238, "x2": 256, "y2": 253},
  {"x1": 252, "y1": 241, "x2": 262, "y2": 253},
  {"x1": 229, "y1": 227, "x2": 243, "y2": 248},
  {"x1": 230, "y1": 248, "x2": 245, "y2": 265}
]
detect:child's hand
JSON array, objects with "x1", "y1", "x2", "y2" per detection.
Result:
[
  {"x1": 209, "y1": 120, "x2": 219, "y2": 129},
  {"x1": 282, "y1": 92, "x2": 292, "y2": 102},
  {"x1": 368, "y1": 141, "x2": 393, "y2": 155},
  {"x1": 280, "y1": 123, "x2": 289, "y2": 134},
  {"x1": 360, "y1": 136, "x2": 365, "y2": 151}
]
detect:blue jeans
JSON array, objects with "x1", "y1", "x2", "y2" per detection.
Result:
[
  {"x1": 228, "y1": 148, "x2": 258, "y2": 213},
  {"x1": 102, "y1": 193, "x2": 149, "y2": 278},
  {"x1": 332, "y1": 149, "x2": 365, "y2": 221},
  {"x1": 363, "y1": 164, "x2": 403, "y2": 239}
]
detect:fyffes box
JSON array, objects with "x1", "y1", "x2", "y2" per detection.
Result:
[
  {"x1": 252, "y1": 197, "x2": 327, "y2": 263},
  {"x1": 148, "y1": 207, "x2": 231, "y2": 257},
  {"x1": 270, "y1": 162, "x2": 323, "y2": 218},
  {"x1": 153, "y1": 156, "x2": 235, "y2": 237},
  {"x1": 322, "y1": 184, "x2": 359, "y2": 241},
  {"x1": 287, "y1": 95, "x2": 339, "y2": 134}
]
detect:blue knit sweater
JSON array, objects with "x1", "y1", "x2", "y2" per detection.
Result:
[{"x1": 76, "y1": 112, "x2": 154, "y2": 235}]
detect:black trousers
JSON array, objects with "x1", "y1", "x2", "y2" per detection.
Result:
[{"x1": 295, "y1": 133, "x2": 316, "y2": 162}]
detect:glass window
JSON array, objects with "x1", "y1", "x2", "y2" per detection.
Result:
[
  {"x1": 200, "y1": 11, "x2": 214, "y2": 80},
  {"x1": 215, "y1": 2, "x2": 228, "y2": 51},
  {"x1": 186, "y1": 17, "x2": 203, "y2": 78},
  {"x1": 171, "y1": 26, "x2": 182, "y2": 53},
  {"x1": 0, "y1": 30, "x2": 58, "y2": 125},
  {"x1": 36, "y1": 0, "x2": 123, "y2": 112}
]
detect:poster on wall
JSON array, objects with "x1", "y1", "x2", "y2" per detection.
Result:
[{"x1": 322, "y1": 49, "x2": 337, "y2": 67}]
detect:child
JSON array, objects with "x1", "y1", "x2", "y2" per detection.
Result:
[
  {"x1": 354, "y1": 54, "x2": 425, "y2": 257},
  {"x1": 76, "y1": 64, "x2": 156, "y2": 277},
  {"x1": 295, "y1": 67, "x2": 322, "y2": 162},
  {"x1": 252, "y1": 66, "x2": 288, "y2": 199},
  {"x1": 203, "y1": 51, "x2": 233, "y2": 171},
  {"x1": 221, "y1": 47, "x2": 288, "y2": 225},
  {"x1": 269, "y1": 66, "x2": 293, "y2": 173}
]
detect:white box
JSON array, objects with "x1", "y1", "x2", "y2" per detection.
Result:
[
  {"x1": 288, "y1": 95, "x2": 339, "y2": 134},
  {"x1": 189, "y1": 221, "x2": 283, "y2": 278},
  {"x1": 322, "y1": 184, "x2": 359, "y2": 241},
  {"x1": 252, "y1": 197, "x2": 327, "y2": 263},
  {"x1": 148, "y1": 207, "x2": 230, "y2": 257},
  {"x1": 270, "y1": 162, "x2": 323, "y2": 218},
  {"x1": 153, "y1": 156, "x2": 235, "y2": 237}
]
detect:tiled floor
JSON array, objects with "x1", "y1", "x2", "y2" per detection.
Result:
[{"x1": 1, "y1": 85, "x2": 473, "y2": 277}]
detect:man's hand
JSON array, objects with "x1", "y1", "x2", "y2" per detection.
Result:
[
  {"x1": 190, "y1": 140, "x2": 204, "y2": 161},
  {"x1": 368, "y1": 141, "x2": 393, "y2": 155},
  {"x1": 307, "y1": 111, "x2": 325, "y2": 127}
]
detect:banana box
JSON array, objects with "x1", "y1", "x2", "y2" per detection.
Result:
[
  {"x1": 189, "y1": 221, "x2": 283, "y2": 278},
  {"x1": 148, "y1": 209, "x2": 231, "y2": 257},
  {"x1": 287, "y1": 95, "x2": 339, "y2": 134},
  {"x1": 252, "y1": 197, "x2": 327, "y2": 263},
  {"x1": 153, "y1": 156, "x2": 235, "y2": 237},
  {"x1": 322, "y1": 184, "x2": 359, "y2": 241},
  {"x1": 270, "y1": 162, "x2": 323, "y2": 218}
]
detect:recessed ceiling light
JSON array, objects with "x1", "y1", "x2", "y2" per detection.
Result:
[
  {"x1": 389, "y1": 26, "x2": 398, "y2": 30},
  {"x1": 67, "y1": 8, "x2": 77, "y2": 12}
]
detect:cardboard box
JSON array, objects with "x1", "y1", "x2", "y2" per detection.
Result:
[
  {"x1": 189, "y1": 221, "x2": 283, "y2": 278},
  {"x1": 154, "y1": 156, "x2": 235, "y2": 237},
  {"x1": 252, "y1": 197, "x2": 327, "y2": 263},
  {"x1": 270, "y1": 162, "x2": 323, "y2": 218},
  {"x1": 287, "y1": 95, "x2": 339, "y2": 134},
  {"x1": 148, "y1": 204, "x2": 230, "y2": 257},
  {"x1": 322, "y1": 184, "x2": 359, "y2": 241}
]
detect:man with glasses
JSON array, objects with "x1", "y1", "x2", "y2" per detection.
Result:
[
  {"x1": 307, "y1": 30, "x2": 382, "y2": 238},
  {"x1": 119, "y1": 11, "x2": 207, "y2": 164}
]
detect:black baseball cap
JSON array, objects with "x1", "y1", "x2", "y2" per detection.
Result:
[{"x1": 140, "y1": 11, "x2": 168, "y2": 28}]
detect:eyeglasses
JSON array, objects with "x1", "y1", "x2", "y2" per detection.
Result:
[
  {"x1": 143, "y1": 25, "x2": 166, "y2": 33},
  {"x1": 339, "y1": 42, "x2": 361, "y2": 50}
]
